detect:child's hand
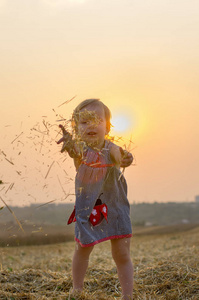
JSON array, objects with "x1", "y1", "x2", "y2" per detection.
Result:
[
  {"x1": 57, "y1": 125, "x2": 73, "y2": 154},
  {"x1": 120, "y1": 148, "x2": 133, "y2": 168},
  {"x1": 57, "y1": 125, "x2": 67, "y2": 146}
]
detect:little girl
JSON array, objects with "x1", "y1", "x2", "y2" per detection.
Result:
[{"x1": 57, "y1": 99, "x2": 134, "y2": 300}]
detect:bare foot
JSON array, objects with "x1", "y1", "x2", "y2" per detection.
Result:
[{"x1": 68, "y1": 288, "x2": 83, "y2": 299}]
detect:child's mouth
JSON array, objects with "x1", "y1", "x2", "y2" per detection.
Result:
[{"x1": 87, "y1": 132, "x2": 97, "y2": 136}]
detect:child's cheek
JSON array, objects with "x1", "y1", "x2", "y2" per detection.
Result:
[{"x1": 79, "y1": 125, "x2": 84, "y2": 132}]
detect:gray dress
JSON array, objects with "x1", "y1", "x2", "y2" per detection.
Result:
[{"x1": 73, "y1": 140, "x2": 132, "y2": 247}]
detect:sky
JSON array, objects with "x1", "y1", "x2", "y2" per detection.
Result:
[{"x1": 0, "y1": 0, "x2": 199, "y2": 207}]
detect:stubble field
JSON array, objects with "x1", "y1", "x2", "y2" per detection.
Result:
[{"x1": 0, "y1": 224, "x2": 198, "y2": 299}]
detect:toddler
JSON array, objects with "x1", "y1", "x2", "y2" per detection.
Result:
[{"x1": 57, "y1": 99, "x2": 134, "y2": 299}]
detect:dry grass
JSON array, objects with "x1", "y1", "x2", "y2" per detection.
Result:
[
  {"x1": 0, "y1": 225, "x2": 198, "y2": 299},
  {"x1": 0, "y1": 223, "x2": 75, "y2": 247}
]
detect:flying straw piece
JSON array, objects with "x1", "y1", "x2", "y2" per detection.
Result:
[
  {"x1": 4, "y1": 157, "x2": 14, "y2": 165},
  {"x1": 35, "y1": 199, "x2": 57, "y2": 208},
  {"x1": 32, "y1": 227, "x2": 43, "y2": 233},
  {"x1": 11, "y1": 132, "x2": 23, "y2": 144},
  {"x1": 45, "y1": 161, "x2": 55, "y2": 179},
  {"x1": 39, "y1": 135, "x2": 45, "y2": 153},
  {"x1": 1, "y1": 150, "x2": 6, "y2": 157},
  {"x1": 58, "y1": 95, "x2": 76, "y2": 108},
  {"x1": 57, "y1": 175, "x2": 67, "y2": 196},
  {"x1": 42, "y1": 120, "x2": 50, "y2": 134},
  {"x1": 5, "y1": 183, "x2": 14, "y2": 194},
  {"x1": 0, "y1": 196, "x2": 25, "y2": 233},
  {"x1": 56, "y1": 119, "x2": 67, "y2": 122}
]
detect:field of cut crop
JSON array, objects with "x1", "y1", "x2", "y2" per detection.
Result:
[{"x1": 0, "y1": 224, "x2": 198, "y2": 299}]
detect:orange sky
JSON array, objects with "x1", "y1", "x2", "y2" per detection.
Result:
[{"x1": 0, "y1": 0, "x2": 199, "y2": 206}]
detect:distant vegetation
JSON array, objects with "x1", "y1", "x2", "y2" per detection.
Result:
[
  {"x1": 0, "y1": 202, "x2": 199, "y2": 247},
  {"x1": 0, "y1": 202, "x2": 198, "y2": 227},
  {"x1": 131, "y1": 202, "x2": 199, "y2": 226}
]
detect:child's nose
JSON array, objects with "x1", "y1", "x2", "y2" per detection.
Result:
[{"x1": 88, "y1": 121, "x2": 95, "y2": 128}]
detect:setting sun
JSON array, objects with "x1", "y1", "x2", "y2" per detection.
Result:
[{"x1": 111, "y1": 113, "x2": 132, "y2": 134}]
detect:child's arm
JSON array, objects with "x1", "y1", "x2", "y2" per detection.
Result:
[
  {"x1": 109, "y1": 143, "x2": 122, "y2": 169},
  {"x1": 109, "y1": 143, "x2": 133, "y2": 169},
  {"x1": 120, "y1": 148, "x2": 133, "y2": 168}
]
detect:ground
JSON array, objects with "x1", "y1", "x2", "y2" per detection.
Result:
[{"x1": 0, "y1": 224, "x2": 198, "y2": 299}]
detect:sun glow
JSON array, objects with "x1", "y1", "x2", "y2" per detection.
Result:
[{"x1": 111, "y1": 114, "x2": 132, "y2": 134}]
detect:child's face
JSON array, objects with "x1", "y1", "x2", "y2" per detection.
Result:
[{"x1": 77, "y1": 104, "x2": 107, "y2": 149}]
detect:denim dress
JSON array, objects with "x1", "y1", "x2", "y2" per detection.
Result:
[{"x1": 73, "y1": 140, "x2": 132, "y2": 247}]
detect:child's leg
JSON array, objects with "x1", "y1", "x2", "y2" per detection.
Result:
[
  {"x1": 111, "y1": 238, "x2": 133, "y2": 300},
  {"x1": 72, "y1": 242, "x2": 94, "y2": 291}
]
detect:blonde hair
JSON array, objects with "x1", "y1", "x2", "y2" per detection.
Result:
[{"x1": 72, "y1": 99, "x2": 111, "y2": 134}]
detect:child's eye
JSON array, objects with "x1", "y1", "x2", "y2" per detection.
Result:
[{"x1": 97, "y1": 118, "x2": 103, "y2": 124}]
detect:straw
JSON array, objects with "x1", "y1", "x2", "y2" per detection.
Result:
[{"x1": 0, "y1": 196, "x2": 25, "y2": 233}]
